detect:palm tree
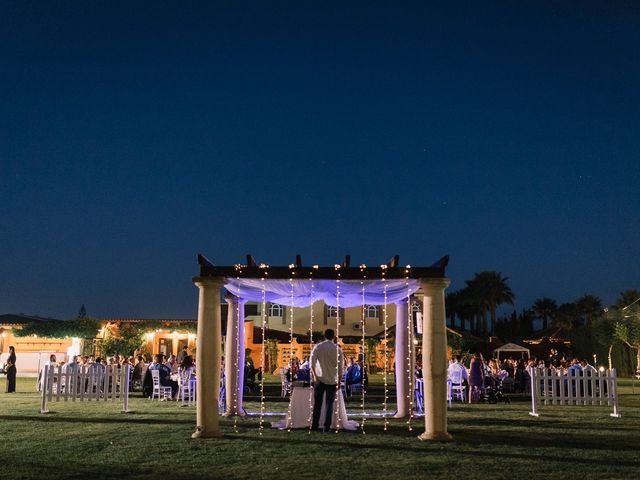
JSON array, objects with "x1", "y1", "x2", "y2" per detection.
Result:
[
  {"x1": 554, "y1": 302, "x2": 580, "y2": 329},
  {"x1": 531, "y1": 297, "x2": 557, "y2": 330},
  {"x1": 449, "y1": 286, "x2": 480, "y2": 334},
  {"x1": 461, "y1": 281, "x2": 486, "y2": 335},
  {"x1": 445, "y1": 290, "x2": 463, "y2": 330},
  {"x1": 466, "y1": 271, "x2": 515, "y2": 335},
  {"x1": 616, "y1": 289, "x2": 640, "y2": 310},
  {"x1": 576, "y1": 294, "x2": 602, "y2": 327}
]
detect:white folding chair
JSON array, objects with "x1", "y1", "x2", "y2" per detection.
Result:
[
  {"x1": 448, "y1": 367, "x2": 466, "y2": 402},
  {"x1": 150, "y1": 369, "x2": 172, "y2": 401},
  {"x1": 177, "y1": 368, "x2": 195, "y2": 405},
  {"x1": 414, "y1": 378, "x2": 424, "y2": 414},
  {"x1": 219, "y1": 372, "x2": 226, "y2": 413}
]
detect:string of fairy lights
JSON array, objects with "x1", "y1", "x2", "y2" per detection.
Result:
[
  {"x1": 286, "y1": 277, "x2": 295, "y2": 432},
  {"x1": 259, "y1": 275, "x2": 267, "y2": 435},
  {"x1": 382, "y1": 273, "x2": 389, "y2": 431},
  {"x1": 307, "y1": 277, "x2": 315, "y2": 434},
  {"x1": 406, "y1": 271, "x2": 414, "y2": 431},
  {"x1": 233, "y1": 280, "x2": 241, "y2": 432},
  {"x1": 360, "y1": 277, "x2": 367, "y2": 434},
  {"x1": 334, "y1": 272, "x2": 341, "y2": 433}
]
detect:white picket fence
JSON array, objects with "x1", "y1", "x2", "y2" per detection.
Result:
[
  {"x1": 40, "y1": 364, "x2": 131, "y2": 414},
  {"x1": 529, "y1": 367, "x2": 620, "y2": 417}
]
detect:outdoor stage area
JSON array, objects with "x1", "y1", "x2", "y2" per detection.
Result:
[{"x1": 1, "y1": 375, "x2": 639, "y2": 480}]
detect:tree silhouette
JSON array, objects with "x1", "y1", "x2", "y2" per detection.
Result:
[
  {"x1": 576, "y1": 294, "x2": 602, "y2": 327},
  {"x1": 531, "y1": 297, "x2": 557, "y2": 330},
  {"x1": 466, "y1": 271, "x2": 515, "y2": 335}
]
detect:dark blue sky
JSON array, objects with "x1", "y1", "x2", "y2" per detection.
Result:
[{"x1": 1, "y1": 1, "x2": 638, "y2": 319}]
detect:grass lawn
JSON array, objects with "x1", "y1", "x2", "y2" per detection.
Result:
[{"x1": 1, "y1": 376, "x2": 639, "y2": 479}]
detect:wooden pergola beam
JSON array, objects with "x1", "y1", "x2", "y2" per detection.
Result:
[{"x1": 196, "y1": 253, "x2": 449, "y2": 280}]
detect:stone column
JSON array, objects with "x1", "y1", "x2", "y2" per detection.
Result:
[
  {"x1": 192, "y1": 277, "x2": 224, "y2": 439},
  {"x1": 394, "y1": 298, "x2": 410, "y2": 418},
  {"x1": 224, "y1": 293, "x2": 246, "y2": 416},
  {"x1": 418, "y1": 277, "x2": 452, "y2": 441}
]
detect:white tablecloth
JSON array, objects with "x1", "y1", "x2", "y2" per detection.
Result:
[{"x1": 271, "y1": 386, "x2": 359, "y2": 430}]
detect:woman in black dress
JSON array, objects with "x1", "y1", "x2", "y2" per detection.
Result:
[{"x1": 6, "y1": 345, "x2": 16, "y2": 393}]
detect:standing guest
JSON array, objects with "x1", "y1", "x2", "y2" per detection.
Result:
[
  {"x1": 63, "y1": 355, "x2": 79, "y2": 373},
  {"x1": 176, "y1": 345, "x2": 189, "y2": 365},
  {"x1": 309, "y1": 329, "x2": 344, "y2": 432},
  {"x1": 568, "y1": 358, "x2": 582, "y2": 376},
  {"x1": 514, "y1": 359, "x2": 527, "y2": 393},
  {"x1": 468, "y1": 352, "x2": 485, "y2": 403},
  {"x1": 132, "y1": 355, "x2": 147, "y2": 388},
  {"x1": 89, "y1": 357, "x2": 106, "y2": 373},
  {"x1": 37, "y1": 354, "x2": 58, "y2": 392},
  {"x1": 5, "y1": 346, "x2": 17, "y2": 393},
  {"x1": 62, "y1": 355, "x2": 80, "y2": 392}
]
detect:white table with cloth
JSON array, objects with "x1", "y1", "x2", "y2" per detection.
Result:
[{"x1": 271, "y1": 386, "x2": 359, "y2": 430}]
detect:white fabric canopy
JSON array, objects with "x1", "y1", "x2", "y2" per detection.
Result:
[
  {"x1": 493, "y1": 342, "x2": 530, "y2": 358},
  {"x1": 224, "y1": 278, "x2": 420, "y2": 307}
]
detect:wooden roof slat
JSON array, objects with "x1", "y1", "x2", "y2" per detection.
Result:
[{"x1": 196, "y1": 253, "x2": 448, "y2": 279}]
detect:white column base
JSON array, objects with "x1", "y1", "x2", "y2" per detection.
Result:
[
  {"x1": 192, "y1": 426, "x2": 224, "y2": 439},
  {"x1": 418, "y1": 431, "x2": 453, "y2": 442}
]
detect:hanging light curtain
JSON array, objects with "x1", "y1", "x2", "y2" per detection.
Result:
[{"x1": 224, "y1": 278, "x2": 420, "y2": 307}]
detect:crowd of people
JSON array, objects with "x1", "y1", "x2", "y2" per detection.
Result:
[
  {"x1": 33, "y1": 345, "x2": 198, "y2": 401},
  {"x1": 439, "y1": 349, "x2": 600, "y2": 403}
]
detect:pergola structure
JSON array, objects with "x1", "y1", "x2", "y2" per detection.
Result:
[{"x1": 191, "y1": 253, "x2": 452, "y2": 441}]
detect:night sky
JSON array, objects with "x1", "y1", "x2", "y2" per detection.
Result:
[{"x1": 1, "y1": 1, "x2": 638, "y2": 320}]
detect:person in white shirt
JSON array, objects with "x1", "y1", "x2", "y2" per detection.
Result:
[
  {"x1": 37, "y1": 354, "x2": 58, "y2": 392},
  {"x1": 309, "y1": 329, "x2": 344, "y2": 432},
  {"x1": 448, "y1": 355, "x2": 469, "y2": 398}
]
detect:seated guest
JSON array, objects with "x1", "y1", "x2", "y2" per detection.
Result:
[
  {"x1": 150, "y1": 354, "x2": 178, "y2": 399},
  {"x1": 344, "y1": 359, "x2": 362, "y2": 396},
  {"x1": 285, "y1": 357, "x2": 300, "y2": 382},
  {"x1": 300, "y1": 356, "x2": 310, "y2": 370},
  {"x1": 244, "y1": 360, "x2": 257, "y2": 393},
  {"x1": 178, "y1": 355, "x2": 196, "y2": 389},
  {"x1": 448, "y1": 355, "x2": 469, "y2": 397},
  {"x1": 166, "y1": 354, "x2": 179, "y2": 375},
  {"x1": 179, "y1": 355, "x2": 195, "y2": 376},
  {"x1": 297, "y1": 366, "x2": 311, "y2": 383},
  {"x1": 355, "y1": 354, "x2": 368, "y2": 392}
]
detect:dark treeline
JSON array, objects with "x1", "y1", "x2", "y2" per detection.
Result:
[{"x1": 445, "y1": 272, "x2": 640, "y2": 375}]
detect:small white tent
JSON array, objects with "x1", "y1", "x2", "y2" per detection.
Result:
[{"x1": 493, "y1": 342, "x2": 530, "y2": 359}]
